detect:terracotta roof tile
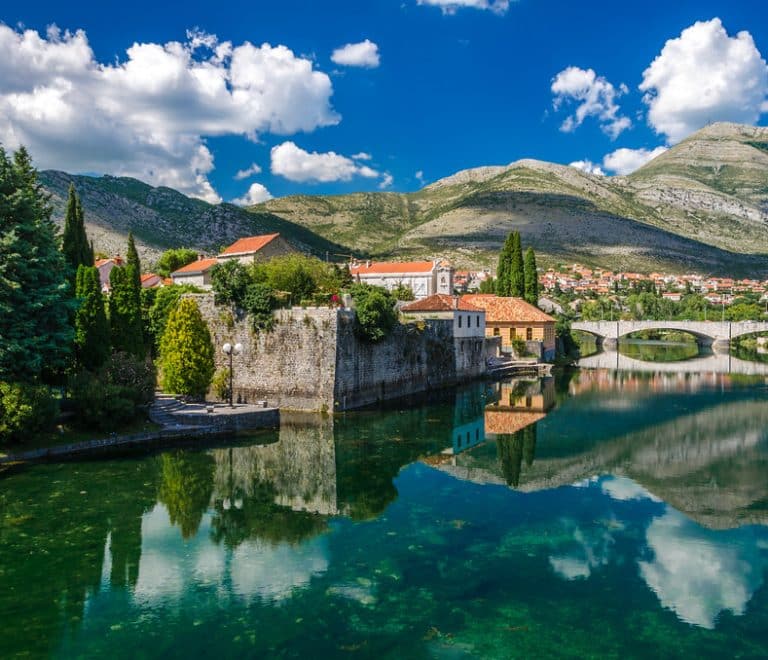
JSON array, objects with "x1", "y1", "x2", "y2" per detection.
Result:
[
  {"x1": 350, "y1": 260, "x2": 436, "y2": 275},
  {"x1": 220, "y1": 233, "x2": 280, "y2": 256},
  {"x1": 402, "y1": 294, "x2": 483, "y2": 312},
  {"x1": 462, "y1": 295, "x2": 555, "y2": 323},
  {"x1": 171, "y1": 258, "x2": 219, "y2": 275}
]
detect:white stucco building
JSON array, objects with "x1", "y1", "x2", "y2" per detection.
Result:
[
  {"x1": 349, "y1": 260, "x2": 454, "y2": 299},
  {"x1": 400, "y1": 294, "x2": 486, "y2": 338}
]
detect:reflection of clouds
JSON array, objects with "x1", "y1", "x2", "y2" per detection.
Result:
[
  {"x1": 132, "y1": 504, "x2": 328, "y2": 606},
  {"x1": 639, "y1": 510, "x2": 765, "y2": 629},
  {"x1": 549, "y1": 523, "x2": 614, "y2": 581},
  {"x1": 601, "y1": 476, "x2": 660, "y2": 502}
]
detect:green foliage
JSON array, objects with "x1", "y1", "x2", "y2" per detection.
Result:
[
  {"x1": 211, "y1": 260, "x2": 251, "y2": 306},
  {"x1": 109, "y1": 265, "x2": 145, "y2": 358},
  {"x1": 391, "y1": 284, "x2": 415, "y2": 301},
  {"x1": 157, "y1": 451, "x2": 215, "y2": 539},
  {"x1": 146, "y1": 284, "x2": 202, "y2": 352},
  {"x1": 160, "y1": 297, "x2": 215, "y2": 398},
  {"x1": 726, "y1": 302, "x2": 763, "y2": 322},
  {"x1": 509, "y1": 232, "x2": 524, "y2": 297},
  {"x1": 126, "y1": 232, "x2": 142, "y2": 296},
  {"x1": 156, "y1": 248, "x2": 199, "y2": 278},
  {"x1": 61, "y1": 183, "x2": 92, "y2": 276},
  {"x1": 524, "y1": 246, "x2": 539, "y2": 305},
  {"x1": 74, "y1": 265, "x2": 110, "y2": 371},
  {"x1": 0, "y1": 382, "x2": 59, "y2": 444},
  {"x1": 0, "y1": 146, "x2": 74, "y2": 384},
  {"x1": 104, "y1": 351, "x2": 156, "y2": 406},
  {"x1": 350, "y1": 283, "x2": 398, "y2": 343},
  {"x1": 511, "y1": 336, "x2": 528, "y2": 357},
  {"x1": 211, "y1": 367, "x2": 231, "y2": 402},
  {"x1": 252, "y1": 253, "x2": 347, "y2": 302},
  {"x1": 478, "y1": 277, "x2": 496, "y2": 294},
  {"x1": 243, "y1": 283, "x2": 277, "y2": 331},
  {"x1": 496, "y1": 233, "x2": 514, "y2": 297}
]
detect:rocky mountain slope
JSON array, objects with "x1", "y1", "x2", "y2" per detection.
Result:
[
  {"x1": 39, "y1": 122, "x2": 768, "y2": 274},
  {"x1": 39, "y1": 171, "x2": 346, "y2": 266},
  {"x1": 254, "y1": 122, "x2": 768, "y2": 275}
]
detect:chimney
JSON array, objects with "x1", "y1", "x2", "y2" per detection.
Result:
[
  {"x1": 454, "y1": 296, "x2": 458, "y2": 309},
  {"x1": 366, "y1": 260, "x2": 371, "y2": 267}
]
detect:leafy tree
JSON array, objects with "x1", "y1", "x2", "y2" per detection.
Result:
[
  {"x1": 147, "y1": 284, "x2": 203, "y2": 352},
  {"x1": 391, "y1": 284, "x2": 415, "y2": 301},
  {"x1": 726, "y1": 302, "x2": 762, "y2": 321},
  {"x1": 0, "y1": 146, "x2": 74, "y2": 384},
  {"x1": 0, "y1": 382, "x2": 59, "y2": 444},
  {"x1": 126, "y1": 232, "x2": 142, "y2": 296},
  {"x1": 243, "y1": 282, "x2": 277, "y2": 331},
  {"x1": 210, "y1": 260, "x2": 251, "y2": 306},
  {"x1": 74, "y1": 265, "x2": 110, "y2": 371},
  {"x1": 61, "y1": 183, "x2": 92, "y2": 276},
  {"x1": 509, "y1": 232, "x2": 524, "y2": 297},
  {"x1": 524, "y1": 246, "x2": 539, "y2": 305},
  {"x1": 160, "y1": 297, "x2": 215, "y2": 397},
  {"x1": 155, "y1": 248, "x2": 200, "y2": 278},
  {"x1": 350, "y1": 283, "x2": 398, "y2": 342},
  {"x1": 109, "y1": 265, "x2": 145, "y2": 358}
]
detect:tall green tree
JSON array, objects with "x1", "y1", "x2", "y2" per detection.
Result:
[
  {"x1": 509, "y1": 232, "x2": 524, "y2": 297},
  {"x1": 109, "y1": 265, "x2": 145, "y2": 358},
  {"x1": 156, "y1": 248, "x2": 199, "y2": 278},
  {"x1": 74, "y1": 265, "x2": 110, "y2": 371},
  {"x1": 160, "y1": 297, "x2": 215, "y2": 397},
  {"x1": 523, "y1": 246, "x2": 539, "y2": 305},
  {"x1": 61, "y1": 183, "x2": 92, "y2": 275},
  {"x1": 496, "y1": 233, "x2": 514, "y2": 296},
  {"x1": 0, "y1": 146, "x2": 74, "y2": 383},
  {"x1": 126, "y1": 232, "x2": 142, "y2": 296}
]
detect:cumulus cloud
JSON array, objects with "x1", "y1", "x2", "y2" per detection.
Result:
[
  {"x1": 271, "y1": 141, "x2": 383, "y2": 184},
  {"x1": 352, "y1": 152, "x2": 372, "y2": 161},
  {"x1": 331, "y1": 40, "x2": 380, "y2": 68},
  {"x1": 0, "y1": 24, "x2": 339, "y2": 202},
  {"x1": 415, "y1": 170, "x2": 426, "y2": 185},
  {"x1": 379, "y1": 173, "x2": 394, "y2": 189},
  {"x1": 234, "y1": 163, "x2": 263, "y2": 180},
  {"x1": 640, "y1": 18, "x2": 768, "y2": 143},
  {"x1": 231, "y1": 182, "x2": 273, "y2": 206},
  {"x1": 552, "y1": 66, "x2": 631, "y2": 139},
  {"x1": 569, "y1": 160, "x2": 605, "y2": 176},
  {"x1": 602, "y1": 146, "x2": 668, "y2": 175},
  {"x1": 417, "y1": 0, "x2": 511, "y2": 14}
]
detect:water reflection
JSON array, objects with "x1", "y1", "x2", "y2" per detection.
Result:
[{"x1": 1, "y1": 372, "x2": 768, "y2": 657}]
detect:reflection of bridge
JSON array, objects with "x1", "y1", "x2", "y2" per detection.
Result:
[
  {"x1": 578, "y1": 350, "x2": 768, "y2": 375},
  {"x1": 573, "y1": 320, "x2": 768, "y2": 344}
]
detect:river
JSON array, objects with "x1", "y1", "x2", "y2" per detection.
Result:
[{"x1": 1, "y1": 349, "x2": 767, "y2": 658}]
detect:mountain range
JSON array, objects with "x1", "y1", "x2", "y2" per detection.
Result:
[{"x1": 40, "y1": 122, "x2": 768, "y2": 275}]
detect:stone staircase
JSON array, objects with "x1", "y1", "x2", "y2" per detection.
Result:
[{"x1": 150, "y1": 395, "x2": 209, "y2": 428}]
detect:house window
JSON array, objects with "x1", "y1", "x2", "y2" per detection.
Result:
[
  {"x1": 493, "y1": 327, "x2": 500, "y2": 336},
  {"x1": 476, "y1": 315, "x2": 480, "y2": 327},
  {"x1": 509, "y1": 328, "x2": 515, "y2": 340},
  {"x1": 526, "y1": 396, "x2": 532, "y2": 408},
  {"x1": 526, "y1": 327, "x2": 533, "y2": 341},
  {"x1": 458, "y1": 315, "x2": 462, "y2": 328}
]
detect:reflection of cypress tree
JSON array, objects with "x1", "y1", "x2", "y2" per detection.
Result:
[
  {"x1": 523, "y1": 424, "x2": 537, "y2": 467},
  {"x1": 497, "y1": 432, "x2": 524, "y2": 487},
  {"x1": 157, "y1": 451, "x2": 215, "y2": 539},
  {"x1": 109, "y1": 516, "x2": 144, "y2": 588}
]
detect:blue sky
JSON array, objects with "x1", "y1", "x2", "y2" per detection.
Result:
[{"x1": 1, "y1": 0, "x2": 767, "y2": 204}]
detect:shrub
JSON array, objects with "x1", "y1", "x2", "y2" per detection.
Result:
[
  {"x1": 104, "y1": 351, "x2": 156, "y2": 405},
  {"x1": 70, "y1": 372, "x2": 137, "y2": 431},
  {"x1": 243, "y1": 283, "x2": 276, "y2": 331},
  {"x1": 210, "y1": 260, "x2": 250, "y2": 307},
  {"x1": 147, "y1": 284, "x2": 203, "y2": 352},
  {"x1": 0, "y1": 382, "x2": 59, "y2": 444},
  {"x1": 391, "y1": 284, "x2": 415, "y2": 301},
  {"x1": 511, "y1": 337, "x2": 527, "y2": 357},
  {"x1": 350, "y1": 283, "x2": 398, "y2": 343},
  {"x1": 211, "y1": 367, "x2": 231, "y2": 402}
]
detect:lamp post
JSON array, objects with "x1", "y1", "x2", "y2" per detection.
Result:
[{"x1": 222, "y1": 342, "x2": 242, "y2": 408}]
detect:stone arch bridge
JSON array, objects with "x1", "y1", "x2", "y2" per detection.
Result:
[{"x1": 572, "y1": 320, "x2": 768, "y2": 346}]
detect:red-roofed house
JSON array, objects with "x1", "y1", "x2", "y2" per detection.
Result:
[
  {"x1": 349, "y1": 260, "x2": 454, "y2": 299},
  {"x1": 217, "y1": 233, "x2": 295, "y2": 265},
  {"x1": 141, "y1": 273, "x2": 164, "y2": 289},
  {"x1": 170, "y1": 257, "x2": 219, "y2": 288},
  {"x1": 463, "y1": 295, "x2": 556, "y2": 360},
  {"x1": 401, "y1": 294, "x2": 486, "y2": 338}
]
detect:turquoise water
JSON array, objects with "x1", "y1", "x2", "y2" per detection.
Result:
[{"x1": 1, "y1": 370, "x2": 768, "y2": 658}]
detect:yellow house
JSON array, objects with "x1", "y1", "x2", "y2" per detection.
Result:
[{"x1": 463, "y1": 295, "x2": 556, "y2": 360}]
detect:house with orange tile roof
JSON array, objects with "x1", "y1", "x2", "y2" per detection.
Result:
[
  {"x1": 401, "y1": 294, "x2": 486, "y2": 338},
  {"x1": 140, "y1": 273, "x2": 164, "y2": 288},
  {"x1": 216, "y1": 233, "x2": 295, "y2": 265},
  {"x1": 170, "y1": 257, "x2": 219, "y2": 288},
  {"x1": 463, "y1": 294, "x2": 556, "y2": 361},
  {"x1": 349, "y1": 259, "x2": 454, "y2": 299}
]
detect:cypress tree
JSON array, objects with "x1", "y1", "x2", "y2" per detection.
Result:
[
  {"x1": 524, "y1": 246, "x2": 539, "y2": 305},
  {"x1": 160, "y1": 297, "x2": 215, "y2": 398},
  {"x1": 62, "y1": 183, "x2": 92, "y2": 276},
  {"x1": 110, "y1": 265, "x2": 145, "y2": 358},
  {"x1": 74, "y1": 265, "x2": 110, "y2": 371},
  {"x1": 126, "y1": 232, "x2": 142, "y2": 297},
  {"x1": 496, "y1": 233, "x2": 515, "y2": 297},
  {"x1": 0, "y1": 146, "x2": 74, "y2": 383},
  {"x1": 509, "y1": 232, "x2": 524, "y2": 297}
]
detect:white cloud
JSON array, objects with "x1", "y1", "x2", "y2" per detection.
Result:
[
  {"x1": 415, "y1": 170, "x2": 426, "y2": 185},
  {"x1": 602, "y1": 146, "x2": 668, "y2": 175},
  {"x1": 352, "y1": 152, "x2": 372, "y2": 161},
  {"x1": 271, "y1": 141, "x2": 383, "y2": 183},
  {"x1": 600, "y1": 476, "x2": 660, "y2": 502},
  {"x1": 640, "y1": 18, "x2": 768, "y2": 143},
  {"x1": 568, "y1": 160, "x2": 605, "y2": 176},
  {"x1": 379, "y1": 173, "x2": 394, "y2": 189},
  {"x1": 417, "y1": 0, "x2": 511, "y2": 15},
  {"x1": 552, "y1": 66, "x2": 631, "y2": 139},
  {"x1": 331, "y1": 40, "x2": 380, "y2": 68},
  {"x1": 0, "y1": 25, "x2": 339, "y2": 202},
  {"x1": 232, "y1": 182, "x2": 273, "y2": 206},
  {"x1": 234, "y1": 163, "x2": 263, "y2": 180}
]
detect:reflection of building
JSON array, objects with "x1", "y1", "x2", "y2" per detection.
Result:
[
  {"x1": 463, "y1": 295, "x2": 556, "y2": 360},
  {"x1": 484, "y1": 377, "x2": 555, "y2": 435}
]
